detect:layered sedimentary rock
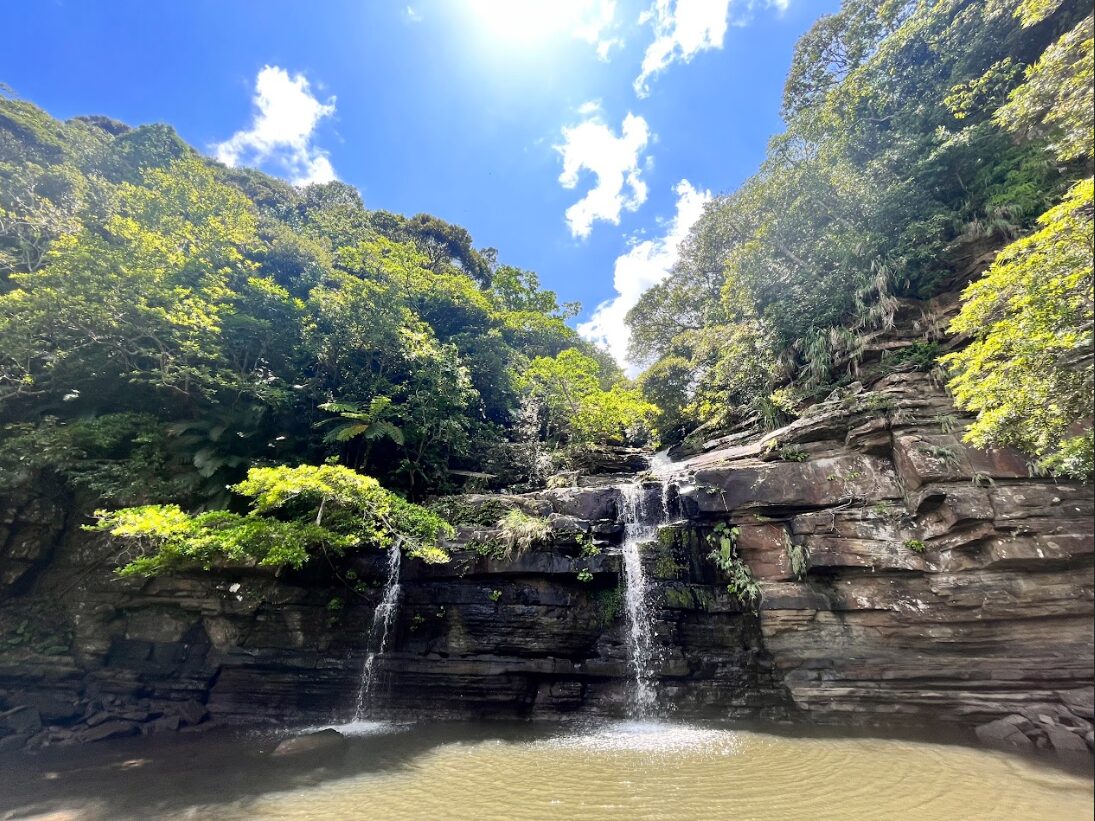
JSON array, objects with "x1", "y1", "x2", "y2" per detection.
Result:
[
  {"x1": 1, "y1": 297, "x2": 1092, "y2": 755},
  {"x1": 674, "y1": 372, "x2": 1094, "y2": 750}
]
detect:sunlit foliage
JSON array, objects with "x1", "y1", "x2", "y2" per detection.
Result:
[
  {"x1": 92, "y1": 464, "x2": 454, "y2": 576},
  {"x1": 944, "y1": 178, "x2": 1094, "y2": 480}
]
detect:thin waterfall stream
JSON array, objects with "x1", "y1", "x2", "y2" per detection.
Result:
[
  {"x1": 617, "y1": 462, "x2": 676, "y2": 718},
  {"x1": 351, "y1": 541, "x2": 402, "y2": 721}
]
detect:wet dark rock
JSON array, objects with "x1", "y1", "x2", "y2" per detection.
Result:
[
  {"x1": 1046, "y1": 726, "x2": 1089, "y2": 757},
  {"x1": 84, "y1": 711, "x2": 113, "y2": 727},
  {"x1": 0, "y1": 706, "x2": 41, "y2": 734},
  {"x1": 566, "y1": 445, "x2": 649, "y2": 474},
  {"x1": 540, "y1": 486, "x2": 618, "y2": 521},
  {"x1": 175, "y1": 699, "x2": 208, "y2": 726},
  {"x1": 975, "y1": 717, "x2": 1035, "y2": 748},
  {"x1": 80, "y1": 720, "x2": 140, "y2": 743},
  {"x1": 143, "y1": 715, "x2": 181, "y2": 734},
  {"x1": 0, "y1": 732, "x2": 30, "y2": 752}
]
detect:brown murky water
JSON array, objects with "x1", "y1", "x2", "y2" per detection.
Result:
[{"x1": 1, "y1": 720, "x2": 1091, "y2": 820}]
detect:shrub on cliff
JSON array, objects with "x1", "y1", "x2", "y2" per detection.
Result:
[
  {"x1": 90, "y1": 463, "x2": 453, "y2": 576},
  {"x1": 494, "y1": 509, "x2": 552, "y2": 559}
]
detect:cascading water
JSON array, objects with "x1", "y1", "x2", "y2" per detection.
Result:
[
  {"x1": 617, "y1": 450, "x2": 680, "y2": 718},
  {"x1": 649, "y1": 449, "x2": 676, "y2": 522},
  {"x1": 618, "y1": 481, "x2": 662, "y2": 718},
  {"x1": 352, "y1": 541, "x2": 402, "y2": 721}
]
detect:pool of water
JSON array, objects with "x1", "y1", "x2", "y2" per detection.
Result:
[{"x1": 0, "y1": 720, "x2": 1091, "y2": 820}]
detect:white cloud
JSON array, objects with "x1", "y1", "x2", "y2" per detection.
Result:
[
  {"x1": 571, "y1": 0, "x2": 623, "y2": 60},
  {"x1": 406, "y1": 5, "x2": 424, "y2": 22},
  {"x1": 556, "y1": 106, "x2": 651, "y2": 239},
  {"x1": 578, "y1": 179, "x2": 711, "y2": 373},
  {"x1": 634, "y1": 0, "x2": 790, "y2": 96},
  {"x1": 214, "y1": 66, "x2": 337, "y2": 186}
]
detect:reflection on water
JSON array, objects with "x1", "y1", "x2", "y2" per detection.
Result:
[
  {"x1": 301, "y1": 719, "x2": 403, "y2": 737},
  {"x1": 1, "y1": 720, "x2": 1091, "y2": 821}
]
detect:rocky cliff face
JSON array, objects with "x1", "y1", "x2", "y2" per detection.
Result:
[{"x1": 1, "y1": 297, "x2": 1092, "y2": 756}]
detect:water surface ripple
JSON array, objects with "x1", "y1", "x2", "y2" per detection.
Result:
[{"x1": 0, "y1": 721, "x2": 1090, "y2": 820}]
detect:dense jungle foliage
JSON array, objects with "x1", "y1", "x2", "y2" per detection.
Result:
[
  {"x1": 0, "y1": 92, "x2": 655, "y2": 513},
  {"x1": 0, "y1": 85, "x2": 656, "y2": 568},
  {"x1": 628, "y1": 0, "x2": 1093, "y2": 479}
]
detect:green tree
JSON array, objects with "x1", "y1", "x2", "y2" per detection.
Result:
[
  {"x1": 0, "y1": 156, "x2": 266, "y2": 403},
  {"x1": 520, "y1": 348, "x2": 656, "y2": 447},
  {"x1": 943, "y1": 177, "x2": 1094, "y2": 480},
  {"x1": 626, "y1": 0, "x2": 1090, "y2": 444}
]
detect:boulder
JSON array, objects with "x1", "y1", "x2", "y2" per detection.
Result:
[
  {"x1": 0, "y1": 732, "x2": 29, "y2": 752},
  {"x1": 539, "y1": 487, "x2": 618, "y2": 521},
  {"x1": 143, "y1": 715, "x2": 182, "y2": 735},
  {"x1": 566, "y1": 445, "x2": 649, "y2": 474},
  {"x1": 1058, "y1": 688, "x2": 1095, "y2": 720},
  {"x1": 84, "y1": 711, "x2": 113, "y2": 727},
  {"x1": 688, "y1": 455, "x2": 901, "y2": 513},
  {"x1": 974, "y1": 717, "x2": 1034, "y2": 749},
  {"x1": 16, "y1": 692, "x2": 83, "y2": 723},
  {"x1": 1045, "y1": 726, "x2": 1089, "y2": 757}
]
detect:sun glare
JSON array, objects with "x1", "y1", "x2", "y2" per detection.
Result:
[{"x1": 466, "y1": 0, "x2": 609, "y2": 47}]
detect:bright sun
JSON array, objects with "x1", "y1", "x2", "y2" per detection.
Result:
[{"x1": 466, "y1": 0, "x2": 608, "y2": 46}]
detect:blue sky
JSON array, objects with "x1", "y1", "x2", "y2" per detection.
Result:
[{"x1": 4, "y1": 0, "x2": 838, "y2": 370}]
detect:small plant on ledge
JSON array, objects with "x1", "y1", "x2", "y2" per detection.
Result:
[
  {"x1": 787, "y1": 542, "x2": 809, "y2": 580},
  {"x1": 577, "y1": 532, "x2": 601, "y2": 558},
  {"x1": 904, "y1": 538, "x2": 927, "y2": 553},
  {"x1": 488, "y1": 589, "x2": 502, "y2": 603},
  {"x1": 761, "y1": 438, "x2": 809, "y2": 462}
]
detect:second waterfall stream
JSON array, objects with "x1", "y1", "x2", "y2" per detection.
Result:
[{"x1": 351, "y1": 540, "x2": 402, "y2": 721}]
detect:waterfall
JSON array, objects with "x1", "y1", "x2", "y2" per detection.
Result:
[
  {"x1": 618, "y1": 482, "x2": 659, "y2": 718},
  {"x1": 649, "y1": 448, "x2": 676, "y2": 523},
  {"x1": 352, "y1": 541, "x2": 402, "y2": 721}
]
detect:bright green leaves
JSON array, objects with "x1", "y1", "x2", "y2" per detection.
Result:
[
  {"x1": 944, "y1": 178, "x2": 1094, "y2": 480},
  {"x1": 993, "y1": 13, "x2": 1094, "y2": 163},
  {"x1": 0, "y1": 156, "x2": 274, "y2": 404},
  {"x1": 520, "y1": 348, "x2": 656, "y2": 448},
  {"x1": 95, "y1": 505, "x2": 351, "y2": 577},
  {"x1": 92, "y1": 464, "x2": 454, "y2": 577}
]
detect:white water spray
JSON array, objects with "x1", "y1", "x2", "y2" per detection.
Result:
[
  {"x1": 649, "y1": 448, "x2": 677, "y2": 523},
  {"x1": 352, "y1": 542, "x2": 402, "y2": 721}
]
